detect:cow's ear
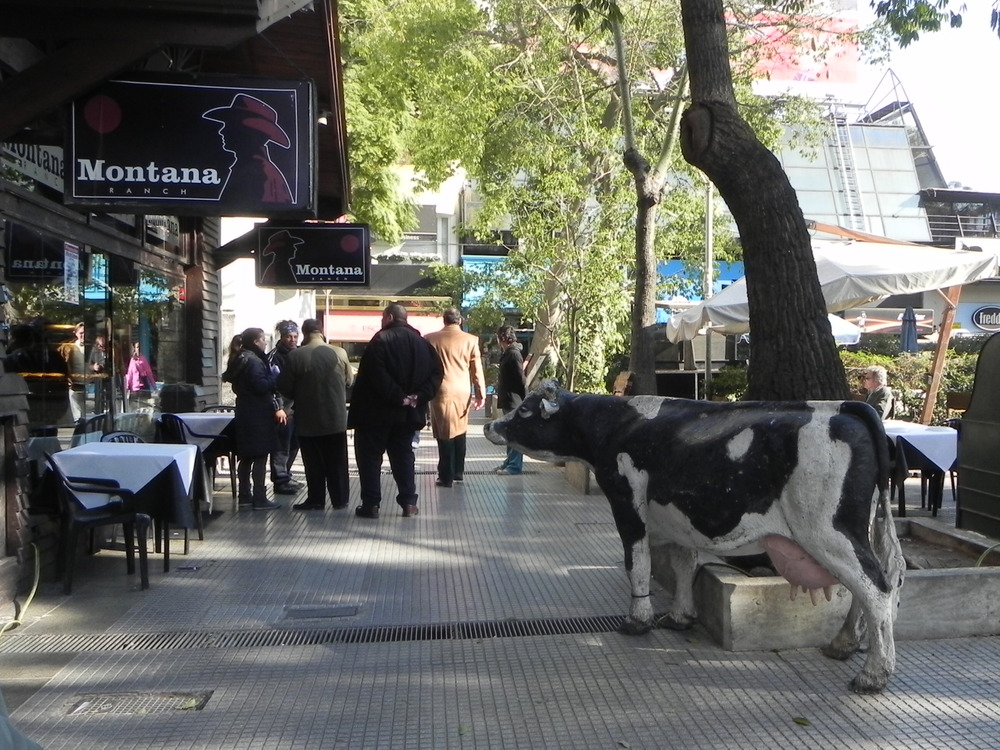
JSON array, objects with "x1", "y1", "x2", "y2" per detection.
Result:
[{"x1": 541, "y1": 398, "x2": 560, "y2": 418}]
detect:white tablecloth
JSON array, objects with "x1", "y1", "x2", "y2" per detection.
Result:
[
  {"x1": 50, "y1": 443, "x2": 198, "y2": 515},
  {"x1": 883, "y1": 420, "x2": 958, "y2": 472},
  {"x1": 166, "y1": 412, "x2": 234, "y2": 452}
]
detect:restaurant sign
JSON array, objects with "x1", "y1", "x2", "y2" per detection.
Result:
[
  {"x1": 256, "y1": 224, "x2": 370, "y2": 287},
  {"x1": 67, "y1": 75, "x2": 316, "y2": 218},
  {"x1": 4, "y1": 222, "x2": 67, "y2": 281},
  {"x1": 971, "y1": 306, "x2": 1000, "y2": 332}
]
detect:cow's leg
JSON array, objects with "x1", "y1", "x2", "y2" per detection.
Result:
[
  {"x1": 606, "y1": 455, "x2": 654, "y2": 635},
  {"x1": 660, "y1": 543, "x2": 697, "y2": 630},
  {"x1": 821, "y1": 598, "x2": 865, "y2": 661}
]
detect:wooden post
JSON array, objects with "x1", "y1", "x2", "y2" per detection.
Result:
[{"x1": 920, "y1": 286, "x2": 963, "y2": 424}]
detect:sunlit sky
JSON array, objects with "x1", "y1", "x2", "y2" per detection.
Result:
[{"x1": 866, "y1": 0, "x2": 1000, "y2": 192}]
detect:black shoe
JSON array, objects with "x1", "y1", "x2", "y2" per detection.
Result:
[
  {"x1": 355, "y1": 505, "x2": 380, "y2": 519},
  {"x1": 402, "y1": 504, "x2": 419, "y2": 517},
  {"x1": 238, "y1": 496, "x2": 253, "y2": 506},
  {"x1": 274, "y1": 483, "x2": 302, "y2": 495},
  {"x1": 331, "y1": 501, "x2": 349, "y2": 510},
  {"x1": 454, "y1": 476, "x2": 464, "y2": 483},
  {"x1": 293, "y1": 501, "x2": 324, "y2": 511},
  {"x1": 435, "y1": 479, "x2": 452, "y2": 488}
]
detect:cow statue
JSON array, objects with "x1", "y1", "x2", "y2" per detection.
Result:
[{"x1": 484, "y1": 380, "x2": 905, "y2": 694}]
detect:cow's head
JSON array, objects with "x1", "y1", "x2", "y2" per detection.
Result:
[{"x1": 484, "y1": 379, "x2": 583, "y2": 464}]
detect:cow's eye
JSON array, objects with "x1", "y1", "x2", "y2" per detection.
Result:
[{"x1": 517, "y1": 406, "x2": 532, "y2": 418}]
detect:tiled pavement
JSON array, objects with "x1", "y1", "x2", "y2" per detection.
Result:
[{"x1": 0, "y1": 419, "x2": 997, "y2": 749}]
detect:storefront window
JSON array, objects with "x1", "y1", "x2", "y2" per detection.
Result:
[{"x1": 3, "y1": 223, "x2": 185, "y2": 441}]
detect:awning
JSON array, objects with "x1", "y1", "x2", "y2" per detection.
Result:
[{"x1": 664, "y1": 241, "x2": 1000, "y2": 343}]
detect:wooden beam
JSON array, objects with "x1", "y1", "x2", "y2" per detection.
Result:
[
  {"x1": 0, "y1": 38, "x2": 156, "y2": 141},
  {"x1": 920, "y1": 285, "x2": 963, "y2": 424}
]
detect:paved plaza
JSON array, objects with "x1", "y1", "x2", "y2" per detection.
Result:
[{"x1": 0, "y1": 418, "x2": 997, "y2": 749}]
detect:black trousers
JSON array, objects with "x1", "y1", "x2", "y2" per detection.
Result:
[
  {"x1": 297, "y1": 432, "x2": 349, "y2": 507},
  {"x1": 436, "y1": 433, "x2": 467, "y2": 483},
  {"x1": 269, "y1": 413, "x2": 300, "y2": 486},
  {"x1": 354, "y1": 425, "x2": 417, "y2": 508}
]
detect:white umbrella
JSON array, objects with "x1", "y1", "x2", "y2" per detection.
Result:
[
  {"x1": 738, "y1": 314, "x2": 860, "y2": 346},
  {"x1": 664, "y1": 241, "x2": 999, "y2": 343}
]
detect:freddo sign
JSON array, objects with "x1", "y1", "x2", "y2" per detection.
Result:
[{"x1": 972, "y1": 306, "x2": 1000, "y2": 332}]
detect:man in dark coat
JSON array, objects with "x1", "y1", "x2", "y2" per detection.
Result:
[
  {"x1": 348, "y1": 303, "x2": 442, "y2": 518},
  {"x1": 493, "y1": 324, "x2": 527, "y2": 474},
  {"x1": 267, "y1": 320, "x2": 302, "y2": 495},
  {"x1": 277, "y1": 319, "x2": 355, "y2": 510}
]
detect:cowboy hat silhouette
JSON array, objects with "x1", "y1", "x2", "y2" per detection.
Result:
[{"x1": 203, "y1": 94, "x2": 290, "y2": 148}]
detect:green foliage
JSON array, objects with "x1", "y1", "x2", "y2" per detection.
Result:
[
  {"x1": 707, "y1": 364, "x2": 748, "y2": 401},
  {"x1": 872, "y1": 0, "x2": 965, "y2": 46}
]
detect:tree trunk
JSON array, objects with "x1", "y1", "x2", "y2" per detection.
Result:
[
  {"x1": 625, "y1": 147, "x2": 660, "y2": 395},
  {"x1": 678, "y1": 0, "x2": 848, "y2": 401}
]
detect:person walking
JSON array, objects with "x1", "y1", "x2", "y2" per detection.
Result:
[
  {"x1": 493, "y1": 324, "x2": 526, "y2": 475},
  {"x1": 277, "y1": 318, "x2": 355, "y2": 510},
  {"x1": 348, "y1": 303, "x2": 442, "y2": 519},
  {"x1": 268, "y1": 320, "x2": 302, "y2": 495},
  {"x1": 222, "y1": 327, "x2": 284, "y2": 510},
  {"x1": 424, "y1": 308, "x2": 485, "y2": 487}
]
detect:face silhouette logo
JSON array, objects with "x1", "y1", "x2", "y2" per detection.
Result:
[
  {"x1": 203, "y1": 94, "x2": 294, "y2": 206},
  {"x1": 258, "y1": 230, "x2": 304, "y2": 285}
]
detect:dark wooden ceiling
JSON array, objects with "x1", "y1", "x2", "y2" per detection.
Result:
[{"x1": 0, "y1": 0, "x2": 350, "y2": 219}]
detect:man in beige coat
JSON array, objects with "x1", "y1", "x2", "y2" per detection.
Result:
[{"x1": 424, "y1": 308, "x2": 485, "y2": 487}]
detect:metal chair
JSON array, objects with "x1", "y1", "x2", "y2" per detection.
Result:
[
  {"x1": 71, "y1": 412, "x2": 109, "y2": 445},
  {"x1": 47, "y1": 455, "x2": 151, "y2": 594},
  {"x1": 101, "y1": 431, "x2": 145, "y2": 443}
]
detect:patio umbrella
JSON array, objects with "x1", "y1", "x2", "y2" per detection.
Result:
[
  {"x1": 899, "y1": 306, "x2": 919, "y2": 353},
  {"x1": 664, "y1": 241, "x2": 1000, "y2": 343},
  {"x1": 738, "y1": 314, "x2": 860, "y2": 346}
]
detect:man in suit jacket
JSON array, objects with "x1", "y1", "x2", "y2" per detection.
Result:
[
  {"x1": 277, "y1": 318, "x2": 354, "y2": 510},
  {"x1": 348, "y1": 304, "x2": 442, "y2": 518},
  {"x1": 424, "y1": 308, "x2": 486, "y2": 487}
]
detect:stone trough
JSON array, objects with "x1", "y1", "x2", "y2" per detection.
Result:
[{"x1": 650, "y1": 518, "x2": 1000, "y2": 651}]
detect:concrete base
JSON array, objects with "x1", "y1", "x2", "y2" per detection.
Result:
[{"x1": 650, "y1": 519, "x2": 1000, "y2": 651}]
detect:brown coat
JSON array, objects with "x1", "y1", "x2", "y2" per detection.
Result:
[{"x1": 424, "y1": 323, "x2": 486, "y2": 440}]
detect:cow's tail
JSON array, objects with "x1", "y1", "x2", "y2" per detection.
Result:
[{"x1": 840, "y1": 401, "x2": 905, "y2": 612}]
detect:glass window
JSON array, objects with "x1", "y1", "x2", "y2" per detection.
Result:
[
  {"x1": 863, "y1": 127, "x2": 909, "y2": 148},
  {"x1": 3, "y1": 224, "x2": 185, "y2": 445}
]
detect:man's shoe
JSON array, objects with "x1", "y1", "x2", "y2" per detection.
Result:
[
  {"x1": 331, "y1": 502, "x2": 349, "y2": 510},
  {"x1": 453, "y1": 475, "x2": 464, "y2": 483},
  {"x1": 238, "y1": 496, "x2": 253, "y2": 506},
  {"x1": 292, "y1": 501, "x2": 324, "y2": 511},
  {"x1": 435, "y1": 479, "x2": 452, "y2": 488},
  {"x1": 274, "y1": 483, "x2": 302, "y2": 495},
  {"x1": 253, "y1": 500, "x2": 281, "y2": 511},
  {"x1": 402, "y1": 505, "x2": 419, "y2": 517},
  {"x1": 495, "y1": 467, "x2": 522, "y2": 475},
  {"x1": 355, "y1": 505, "x2": 380, "y2": 519}
]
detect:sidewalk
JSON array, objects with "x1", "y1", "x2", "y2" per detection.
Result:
[{"x1": 0, "y1": 419, "x2": 995, "y2": 749}]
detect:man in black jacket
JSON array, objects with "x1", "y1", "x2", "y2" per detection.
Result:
[
  {"x1": 267, "y1": 320, "x2": 302, "y2": 494},
  {"x1": 348, "y1": 303, "x2": 442, "y2": 518}
]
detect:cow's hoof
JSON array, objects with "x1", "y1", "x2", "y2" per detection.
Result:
[
  {"x1": 655, "y1": 613, "x2": 694, "y2": 631},
  {"x1": 618, "y1": 618, "x2": 653, "y2": 636},
  {"x1": 849, "y1": 671, "x2": 888, "y2": 695},
  {"x1": 820, "y1": 643, "x2": 858, "y2": 662}
]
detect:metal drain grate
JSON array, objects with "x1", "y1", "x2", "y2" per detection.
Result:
[
  {"x1": 0, "y1": 614, "x2": 628, "y2": 654},
  {"x1": 68, "y1": 691, "x2": 213, "y2": 715}
]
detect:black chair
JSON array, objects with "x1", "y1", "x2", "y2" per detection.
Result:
[
  {"x1": 195, "y1": 408, "x2": 239, "y2": 505},
  {"x1": 101, "y1": 431, "x2": 145, "y2": 443},
  {"x1": 157, "y1": 413, "x2": 214, "y2": 542},
  {"x1": 71, "y1": 412, "x2": 108, "y2": 444},
  {"x1": 47, "y1": 455, "x2": 151, "y2": 594}
]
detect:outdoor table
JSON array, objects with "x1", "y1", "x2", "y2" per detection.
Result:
[
  {"x1": 159, "y1": 411, "x2": 234, "y2": 452},
  {"x1": 883, "y1": 420, "x2": 958, "y2": 517},
  {"x1": 48, "y1": 442, "x2": 203, "y2": 569}
]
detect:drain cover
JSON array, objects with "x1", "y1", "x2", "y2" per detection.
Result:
[
  {"x1": 68, "y1": 691, "x2": 213, "y2": 715},
  {"x1": 283, "y1": 604, "x2": 359, "y2": 619}
]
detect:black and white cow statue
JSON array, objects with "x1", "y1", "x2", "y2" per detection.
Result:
[{"x1": 484, "y1": 380, "x2": 905, "y2": 694}]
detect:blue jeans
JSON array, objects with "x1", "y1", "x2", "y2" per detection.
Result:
[{"x1": 501, "y1": 445, "x2": 523, "y2": 473}]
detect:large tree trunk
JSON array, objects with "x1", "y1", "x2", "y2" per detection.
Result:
[{"x1": 678, "y1": 0, "x2": 849, "y2": 401}]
